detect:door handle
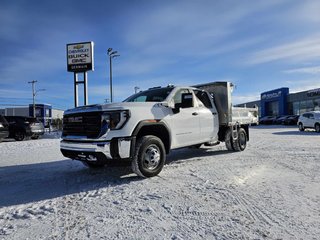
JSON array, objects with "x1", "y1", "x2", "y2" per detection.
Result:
[
  {"x1": 192, "y1": 112, "x2": 199, "y2": 116},
  {"x1": 212, "y1": 112, "x2": 217, "y2": 115}
]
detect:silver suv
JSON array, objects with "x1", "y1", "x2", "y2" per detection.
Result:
[{"x1": 298, "y1": 111, "x2": 320, "y2": 132}]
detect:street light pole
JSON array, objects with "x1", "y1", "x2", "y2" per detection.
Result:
[
  {"x1": 134, "y1": 86, "x2": 140, "y2": 94},
  {"x1": 107, "y1": 48, "x2": 120, "y2": 102},
  {"x1": 109, "y1": 53, "x2": 113, "y2": 102}
]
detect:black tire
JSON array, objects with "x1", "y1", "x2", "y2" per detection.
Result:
[
  {"x1": 315, "y1": 123, "x2": 320, "y2": 133},
  {"x1": 225, "y1": 129, "x2": 234, "y2": 151},
  {"x1": 82, "y1": 161, "x2": 105, "y2": 168},
  {"x1": 132, "y1": 135, "x2": 166, "y2": 178},
  {"x1": 298, "y1": 123, "x2": 304, "y2": 131},
  {"x1": 14, "y1": 131, "x2": 25, "y2": 141},
  {"x1": 31, "y1": 135, "x2": 39, "y2": 140},
  {"x1": 233, "y1": 128, "x2": 247, "y2": 151}
]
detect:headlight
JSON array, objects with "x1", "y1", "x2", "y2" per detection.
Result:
[
  {"x1": 99, "y1": 110, "x2": 130, "y2": 137},
  {"x1": 0, "y1": 123, "x2": 3, "y2": 128}
]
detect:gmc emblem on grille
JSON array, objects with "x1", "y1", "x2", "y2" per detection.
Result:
[{"x1": 68, "y1": 116, "x2": 83, "y2": 123}]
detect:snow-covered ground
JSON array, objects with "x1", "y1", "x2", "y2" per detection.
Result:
[{"x1": 0, "y1": 126, "x2": 319, "y2": 239}]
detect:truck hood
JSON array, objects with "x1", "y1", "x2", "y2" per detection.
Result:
[{"x1": 64, "y1": 102, "x2": 167, "y2": 115}]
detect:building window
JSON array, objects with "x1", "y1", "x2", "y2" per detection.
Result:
[
  {"x1": 266, "y1": 101, "x2": 279, "y2": 116},
  {"x1": 314, "y1": 98, "x2": 320, "y2": 111},
  {"x1": 293, "y1": 101, "x2": 300, "y2": 115}
]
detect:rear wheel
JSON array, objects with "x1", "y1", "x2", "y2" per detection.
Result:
[
  {"x1": 298, "y1": 123, "x2": 304, "y2": 131},
  {"x1": 14, "y1": 131, "x2": 25, "y2": 141},
  {"x1": 233, "y1": 128, "x2": 247, "y2": 151},
  {"x1": 132, "y1": 135, "x2": 166, "y2": 178},
  {"x1": 315, "y1": 123, "x2": 320, "y2": 133},
  {"x1": 225, "y1": 128, "x2": 247, "y2": 151},
  {"x1": 225, "y1": 129, "x2": 234, "y2": 151}
]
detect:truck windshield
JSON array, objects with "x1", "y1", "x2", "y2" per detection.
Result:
[{"x1": 124, "y1": 87, "x2": 174, "y2": 102}]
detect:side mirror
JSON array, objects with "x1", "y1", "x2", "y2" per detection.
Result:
[{"x1": 173, "y1": 103, "x2": 181, "y2": 114}]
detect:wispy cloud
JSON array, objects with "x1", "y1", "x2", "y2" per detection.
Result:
[
  {"x1": 245, "y1": 35, "x2": 320, "y2": 65},
  {"x1": 120, "y1": 1, "x2": 282, "y2": 75},
  {"x1": 283, "y1": 66, "x2": 320, "y2": 74},
  {"x1": 232, "y1": 94, "x2": 260, "y2": 105},
  {"x1": 285, "y1": 79, "x2": 320, "y2": 93}
]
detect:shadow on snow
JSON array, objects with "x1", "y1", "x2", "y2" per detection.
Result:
[{"x1": 0, "y1": 147, "x2": 231, "y2": 208}]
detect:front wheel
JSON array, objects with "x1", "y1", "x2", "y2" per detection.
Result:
[
  {"x1": 132, "y1": 135, "x2": 166, "y2": 178},
  {"x1": 14, "y1": 131, "x2": 25, "y2": 141},
  {"x1": 298, "y1": 123, "x2": 304, "y2": 131}
]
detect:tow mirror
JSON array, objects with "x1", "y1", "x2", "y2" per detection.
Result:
[{"x1": 173, "y1": 104, "x2": 180, "y2": 114}]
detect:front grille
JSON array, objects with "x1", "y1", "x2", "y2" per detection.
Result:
[{"x1": 62, "y1": 112, "x2": 102, "y2": 138}]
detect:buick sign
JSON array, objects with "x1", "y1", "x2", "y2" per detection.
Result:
[{"x1": 67, "y1": 42, "x2": 94, "y2": 72}]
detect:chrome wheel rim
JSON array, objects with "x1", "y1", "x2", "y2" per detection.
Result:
[{"x1": 143, "y1": 144, "x2": 161, "y2": 170}]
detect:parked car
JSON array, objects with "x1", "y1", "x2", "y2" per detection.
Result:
[
  {"x1": 259, "y1": 116, "x2": 272, "y2": 124},
  {"x1": 259, "y1": 116, "x2": 278, "y2": 125},
  {"x1": 275, "y1": 115, "x2": 298, "y2": 125},
  {"x1": 283, "y1": 115, "x2": 299, "y2": 125},
  {"x1": 0, "y1": 115, "x2": 9, "y2": 142},
  {"x1": 271, "y1": 116, "x2": 285, "y2": 124},
  {"x1": 297, "y1": 111, "x2": 320, "y2": 132},
  {"x1": 4, "y1": 116, "x2": 45, "y2": 141},
  {"x1": 274, "y1": 115, "x2": 289, "y2": 124}
]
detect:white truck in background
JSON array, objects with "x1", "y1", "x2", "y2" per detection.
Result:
[{"x1": 60, "y1": 82, "x2": 255, "y2": 177}]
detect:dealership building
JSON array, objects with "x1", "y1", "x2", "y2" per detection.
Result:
[
  {"x1": 0, "y1": 104, "x2": 64, "y2": 127},
  {"x1": 236, "y1": 87, "x2": 320, "y2": 117}
]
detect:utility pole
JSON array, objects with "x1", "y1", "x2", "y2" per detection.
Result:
[
  {"x1": 28, "y1": 80, "x2": 37, "y2": 118},
  {"x1": 107, "y1": 48, "x2": 120, "y2": 102},
  {"x1": 28, "y1": 80, "x2": 45, "y2": 118}
]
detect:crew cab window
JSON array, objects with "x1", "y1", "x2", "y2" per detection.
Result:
[
  {"x1": 172, "y1": 89, "x2": 191, "y2": 108},
  {"x1": 194, "y1": 90, "x2": 212, "y2": 108}
]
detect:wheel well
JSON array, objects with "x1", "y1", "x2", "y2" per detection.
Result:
[{"x1": 135, "y1": 125, "x2": 171, "y2": 154}]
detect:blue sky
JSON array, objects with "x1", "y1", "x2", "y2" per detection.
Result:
[{"x1": 1, "y1": 0, "x2": 320, "y2": 110}]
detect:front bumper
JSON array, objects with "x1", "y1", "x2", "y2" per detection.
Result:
[{"x1": 60, "y1": 137, "x2": 134, "y2": 163}]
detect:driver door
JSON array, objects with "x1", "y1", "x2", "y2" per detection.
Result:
[{"x1": 168, "y1": 89, "x2": 201, "y2": 148}]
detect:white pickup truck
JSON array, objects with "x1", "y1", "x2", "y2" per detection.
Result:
[{"x1": 60, "y1": 82, "x2": 254, "y2": 177}]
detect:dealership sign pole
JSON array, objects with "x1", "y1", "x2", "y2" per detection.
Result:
[{"x1": 67, "y1": 42, "x2": 94, "y2": 107}]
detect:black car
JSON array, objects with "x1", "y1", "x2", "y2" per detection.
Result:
[
  {"x1": 274, "y1": 115, "x2": 292, "y2": 124},
  {"x1": 259, "y1": 116, "x2": 274, "y2": 124},
  {"x1": 0, "y1": 115, "x2": 9, "y2": 142},
  {"x1": 283, "y1": 115, "x2": 299, "y2": 125},
  {"x1": 5, "y1": 116, "x2": 45, "y2": 141}
]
